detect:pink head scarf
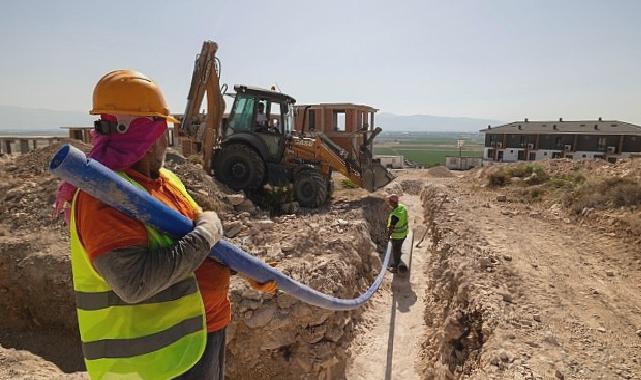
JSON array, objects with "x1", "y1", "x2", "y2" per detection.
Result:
[{"x1": 54, "y1": 114, "x2": 168, "y2": 222}]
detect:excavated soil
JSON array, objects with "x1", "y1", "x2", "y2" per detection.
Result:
[
  {"x1": 0, "y1": 143, "x2": 388, "y2": 379},
  {"x1": 419, "y1": 171, "x2": 641, "y2": 379},
  {"x1": 6, "y1": 143, "x2": 641, "y2": 380}
]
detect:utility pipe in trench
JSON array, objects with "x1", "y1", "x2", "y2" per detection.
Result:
[{"x1": 50, "y1": 144, "x2": 391, "y2": 311}]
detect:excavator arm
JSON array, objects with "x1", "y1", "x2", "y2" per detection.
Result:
[
  {"x1": 290, "y1": 136, "x2": 365, "y2": 187},
  {"x1": 288, "y1": 134, "x2": 393, "y2": 191},
  {"x1": 180, "y1": 41, "x2": 225, "y2": 173}
]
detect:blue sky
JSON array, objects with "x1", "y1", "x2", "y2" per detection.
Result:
[{"x1": 1, "y1": 0, "x2": 640, "y2": 124}]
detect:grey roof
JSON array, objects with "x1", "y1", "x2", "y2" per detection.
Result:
[
  {"x1": 233, "y1": 84, "x2": 296, "y2": 103},
  {"x1": 480, "y1": 120, "x2": 641, "y2": 136}
]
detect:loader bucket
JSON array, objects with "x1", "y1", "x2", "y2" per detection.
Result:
[{"x1": 362, "y1": 161, "x2": 394, "y2": 192}]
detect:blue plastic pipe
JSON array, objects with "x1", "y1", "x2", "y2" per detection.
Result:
[{"x1": 50, "y1": 144, "x2": 391, "y2": 310}]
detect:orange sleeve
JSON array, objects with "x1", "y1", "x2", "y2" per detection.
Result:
[{"x1": 76, "y1": 191, "x2": 148, "y2": 261}]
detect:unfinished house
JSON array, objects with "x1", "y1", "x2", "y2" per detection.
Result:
[
  {"x1": 480, "y1": 118, "x2": 641, "y2": 163},
  {"x1": 293, "y1": 103, "x2": 378, "y2": 162}
]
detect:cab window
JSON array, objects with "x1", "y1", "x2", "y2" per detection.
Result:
[{"x1": 228, "y1": 96, "x2": 254, "y2": 132}]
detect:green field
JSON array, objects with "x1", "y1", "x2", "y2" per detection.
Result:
[{"x1": 374, "y1": 133, "x2": 483, "y2": 167}]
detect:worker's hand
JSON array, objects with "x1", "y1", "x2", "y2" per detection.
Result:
[
  {"x1": 193, "y1": 211, "x2": 223, "y2": 249},
  {"x1": 244, "y1": 276, "x2": 278, "y2": 295}
]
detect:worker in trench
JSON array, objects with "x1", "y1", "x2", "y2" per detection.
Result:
[
  {"x1": 386, "y1": 194, "x2": 409, "y2": 273},
  {"x1": 54, "y1": 70, "x2": 277, "y2": 380}
]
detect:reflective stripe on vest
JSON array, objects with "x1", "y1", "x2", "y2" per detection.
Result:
[
  {"x1": 82, "y1": 316, "x2": 204, "y2": 360},
  {"x1": 75, "y1": 277, "x2": 198, "y2": 311},
  {"x1": 387, "y1": 204, "x2": 409, "y2": 239},
  {"x1": 69, "y1": 168, "x2": 206, "y2": 380}
]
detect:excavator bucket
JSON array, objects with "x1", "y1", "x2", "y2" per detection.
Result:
[
  {"x1": 361, "y1": 161, "x2": 394, "y2": 192},
  {"x1": 358, "y1": 127, "x2": 394, "y2": 192}
]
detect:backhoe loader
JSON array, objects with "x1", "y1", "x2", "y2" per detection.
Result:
[{"x1": 178, "y1": 41, "x2": 393, "y2": 207}]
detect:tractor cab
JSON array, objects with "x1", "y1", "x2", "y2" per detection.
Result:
[
  {"x1": 222, "y1": 85, "x2": 295, "y2": 163},
  {"x1": 213, "y1": 85, "x2": 296, "y2": 191}
]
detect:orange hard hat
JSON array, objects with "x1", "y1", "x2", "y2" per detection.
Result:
[{"x1": 89, "y1": 70, "x2": 178, "y2": 122}]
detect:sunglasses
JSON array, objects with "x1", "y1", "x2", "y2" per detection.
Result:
[{"x1": 94, "y1": 116, "x2": 165, "y2": 135}]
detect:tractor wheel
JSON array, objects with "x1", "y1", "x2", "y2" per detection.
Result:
[
  {"x1": 294, "y1": 169, "x2": 328, "y2": 208},
  {"x1": 214, "y1": 144, "x2": 265, "y2": 191}
]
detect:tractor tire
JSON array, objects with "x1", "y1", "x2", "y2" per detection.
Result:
[
  {"x1": 214, "y1": 144, "x2": 265, "y2": 191},
  {"x1": 294, "y1": 169, "x2": 328, "y2": 208}
]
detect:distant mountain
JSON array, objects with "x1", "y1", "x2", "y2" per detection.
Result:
[
  {"x1": 0, "y1": 105, "x2": 502, "y2": 134},
  {"x1": 0, "y1": 105, "x2": 92, "y2": 131},
  {"x1": 376, "y1": 112, "x2": 502, "y2": 132}
]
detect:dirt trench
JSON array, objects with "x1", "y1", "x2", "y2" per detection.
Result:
[
  {"x1": 0, "y1": 236, "x2": 85, "y2": 374},
  {"x1": 418, "y1": 184, "x2": 489, "y2": 379},
  {"x1": 223, "y1": 196, "x2": 389, "y2": 379}
]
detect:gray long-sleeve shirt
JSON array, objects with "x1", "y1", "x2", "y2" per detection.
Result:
[{"x1": 93, "y1": 228, "x2": 216, "y2": 304}]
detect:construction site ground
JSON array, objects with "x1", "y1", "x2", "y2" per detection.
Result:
[{"x1": 1, "y1": 144, "x2": 641, "y2": 379}]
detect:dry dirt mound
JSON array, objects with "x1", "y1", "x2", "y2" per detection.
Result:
[
  {"x1": 471, "y1": 159, "x2": 641, "y2": 249},
  {"x1": 427, "y1": 166, "x2": 454, "y2": 178},
  {"x1": 0, "y1": 345, "x2": 86, "y2": 380},
  {"x1": 400, "y1": 179, "x2": 424, "y2": 195},
  {"x1": 165, "y1": 158, "x2": 232, "y2": 215},
  {"x1": 13, "y1": 139, "x2": 91, "y2": 176},
  {"x1": 0, "y1": 140, "x2": 90, "y2": 233},
  {"x1": 475, "y1": 158, "x2": 641, "y2": 186},
  {"x1": 536, "y1": 157, "x2": 641, "y2": 181}
]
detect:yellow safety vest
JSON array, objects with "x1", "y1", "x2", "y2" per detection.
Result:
[
  {"x1": 69, "y1": 168, "x2": 206, "y2": 380},
  {"x1": 387, "y1": 203, "x2": 409, "y2": 239}
]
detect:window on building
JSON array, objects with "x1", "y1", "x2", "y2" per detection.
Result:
[
  {"x1": 597, "y1": 137, "x2": 607, "y2": 151},
  {"x1": 308, "y1": 109, "x2": 316, "y2": 131},
  {"x1": 334, "y1": 111, "x2": 346, "y2": 131}
]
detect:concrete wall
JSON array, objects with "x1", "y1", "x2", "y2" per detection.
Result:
[
  {"x1": 375, "y1": 155, "x2": 404, "y2": 169},
  {"x1": 571, "y1": 151, "x2": 605, "y2": 160},
  {"x1": 535, "y1": 150, "x2": 562, "y2": 160},
  {"x1": 500, "y1": 148, "x2": 521, "y2": 162},
  {"x1": 446, "y1": 157, "x2": 483, "y2": 170},
  {"x1": 484, "y1": 148, "x2": 640, "y2": 162}
]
